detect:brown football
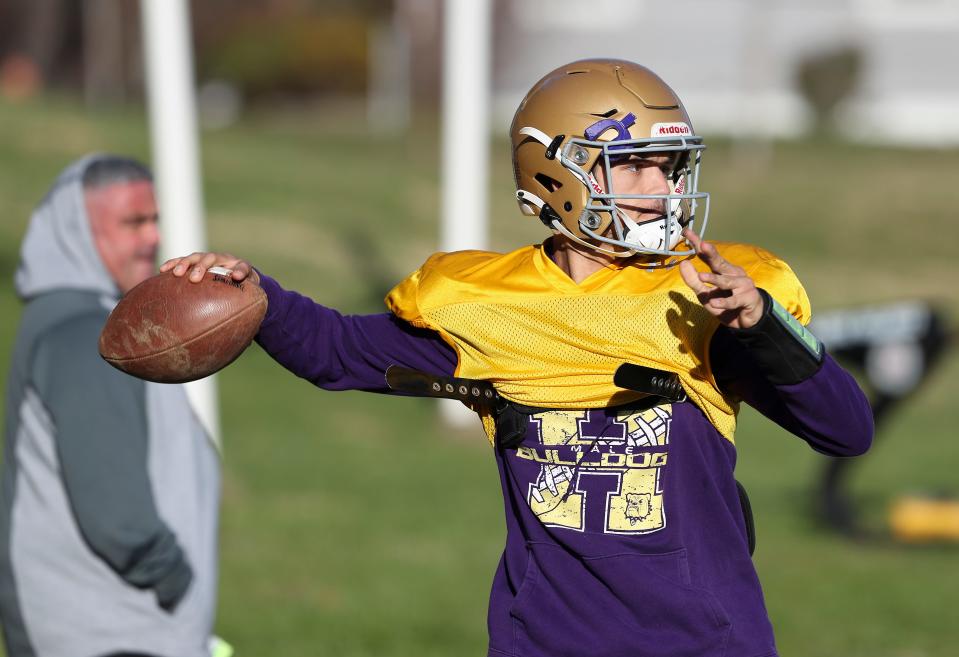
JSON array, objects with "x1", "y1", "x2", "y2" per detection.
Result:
[{"x1": 99, "y1": 267, "x2": 268, "y2": 383}]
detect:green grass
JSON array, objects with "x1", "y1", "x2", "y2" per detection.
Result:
[{"x1": 1, "y1": 95, "x2": 958, "y2": 656}]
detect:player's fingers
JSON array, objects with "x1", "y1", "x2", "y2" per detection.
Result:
[
  {"x1": 229, "y1": 260, "x2": 259, "y2": 284},
  {"x1": 704, "y1": 293, "x2": 740, "y2": 310},
  {"x1": 681, "y1": 227, "x2": 703, "y2": 254},
  {"x1": 697, "y1": 271, "x2": 749, "y2": 290},
  {"x1": 159, "y1": 257, "x2": 183, "y2": 273},
  {"x1": 202, "y1": 254, "x2": 243, "y2": 281},
  {"x1": 683, "y1": 229, "x2": 745, "y2": 278},
  {"x1": 166, "y1": 252, "x2": 203, "y2": 276},
  {"x1": 683, "y1": 229, "x2": 724, "y2": 272},
  {"x1": 679, "y1": 259, "x2": 707, "y2": 295},
  {"x1": 691, "y1": 285, "x2": 734, "y2": 315},
  {"x1": 710, "y1": 289, "x2": 765, "y2": 322},
  {"x1": 229, "y1": 261, "x2": 249, "y2": 279},
  {"x1": 188, "y1": 252, "x2": 222, "y2": 282},
  {"x1": 696, "y1": 239, "x2": 742, "y2": 276},
  {"x1": 201, "y1": 253, "x2": 254, "y2": 282}
]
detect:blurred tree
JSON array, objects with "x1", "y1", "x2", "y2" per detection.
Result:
[
  {"x1": 796, "y1": 46, "x2": 864, "y2": 135},
  {"x1": 0, "y1": 0, "x2": 394, "y2": 104},
  {"x1": 199, "y1": 12, "x2": 371, "y2": 100},
  {"x1": 83, "y1": 0, "x2": 125, "y2": 105},
  {"x1": 1, "y1": 0, "x2": 75, "y2": 87},
  {"x1": 0, "y1": 0, "x2": 141, "y2": 101},
  {"x1": 192, "y1": 0, "x2": 396, "y2": 103},
  {"x1": 395, "y1": 0, "x2": 442, "y2": 104}
]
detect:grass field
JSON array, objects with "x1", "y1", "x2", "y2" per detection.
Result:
[{"x1": 1, "y1": 96, "x2": 958, "y2": 657}]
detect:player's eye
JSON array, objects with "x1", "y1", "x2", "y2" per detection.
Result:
[
  {"x1": 614, "y1": 157, "x2": 644, "y2": 173},
  {"x1": 661, "y1": 154, "x2": 681, "y2": 175}
]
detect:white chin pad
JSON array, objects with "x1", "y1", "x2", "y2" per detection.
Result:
[{"x1": 624, "y1": 216, "x2": 684, "y2": 251}]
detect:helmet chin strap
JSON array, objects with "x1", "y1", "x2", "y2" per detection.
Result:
[
  {"x1": 551, "y1": 220, "x2": 637, "y2": 258},
  {"x1": 515, "y1": 187, "x2": 636, "y2": 258},
  {"x1": 515, "y1": 188, "x2": 547, "y2": 217},
  {"x1": 518, "y1": 126, "x2": 553, "y2": 147}
]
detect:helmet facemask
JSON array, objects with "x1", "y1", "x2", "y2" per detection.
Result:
[{"x1": 562, "y1": 133, "x2": 709, "y2": 259}]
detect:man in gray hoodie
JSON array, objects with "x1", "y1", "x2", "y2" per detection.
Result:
[{"x1": 1, "y1": 155, "x2": 221, "y2": 657}]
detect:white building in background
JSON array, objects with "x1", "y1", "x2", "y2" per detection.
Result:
[{"x1": 487, "y1": 0, "x2": 959, "y2": 147}]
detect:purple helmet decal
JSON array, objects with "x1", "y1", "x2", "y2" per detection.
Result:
[{"x1": 584, "y1": 112, "x2": 637, "y2": 143}]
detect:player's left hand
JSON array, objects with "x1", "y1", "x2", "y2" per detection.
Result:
[{"x1": 679, "y1": 228, "x2": 764, "y2": 329}]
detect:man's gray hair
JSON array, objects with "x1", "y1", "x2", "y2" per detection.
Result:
[{"x1": 81, "y1": 156, "x2": 153, "y2": 191}]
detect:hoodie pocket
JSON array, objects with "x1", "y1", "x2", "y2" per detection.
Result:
[{"x1": 509, "y1": 542, "x2": 730, "y2": 657}]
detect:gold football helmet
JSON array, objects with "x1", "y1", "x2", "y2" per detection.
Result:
[{"x1": 510, "y1": 59, "x2": 709, "y2": 258}]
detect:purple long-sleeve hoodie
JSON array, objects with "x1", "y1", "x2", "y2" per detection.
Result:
[{"x1": 254, "y1": 273, "x2": 872, "y2": 657}]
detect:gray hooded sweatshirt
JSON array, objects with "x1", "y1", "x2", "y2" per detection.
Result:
[{"x1": 1, "y1": 155, "x2": 220, "y2": 657}]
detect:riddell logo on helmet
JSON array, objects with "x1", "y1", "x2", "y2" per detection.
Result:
[
  {"x1": 651, "y1": 122, "x2": 691, "y2": 137},
  {"x1": 587, "y1": 174, "x2": 605, "y2": 195}
]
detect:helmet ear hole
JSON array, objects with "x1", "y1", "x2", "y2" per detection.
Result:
[{"x1": 534, "y1": 173, "x2": 563, "y2": 192}]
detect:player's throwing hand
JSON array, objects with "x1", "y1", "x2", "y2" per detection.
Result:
[
  {"x1": 679, "y1": 228, "x2": 764, "y2": 329},
  {"x1": 160, "y1": 252, "x2": 259, "y2": 285}
]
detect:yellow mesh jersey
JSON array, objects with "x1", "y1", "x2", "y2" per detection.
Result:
[{"x1": 386, "y1": 242, "x2": 811, "y2": 445}]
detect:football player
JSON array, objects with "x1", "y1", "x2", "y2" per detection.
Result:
[{"x1": 165, "y1": 59, "x2": 872, "y2": 657}]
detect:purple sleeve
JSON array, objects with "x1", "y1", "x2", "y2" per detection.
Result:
[
  {"x1": 253, "y1": 273, "x2": 457, "y2": 391},
  {"x1": 710, "y1": 328, "x2": 874, "y2": 457}
]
